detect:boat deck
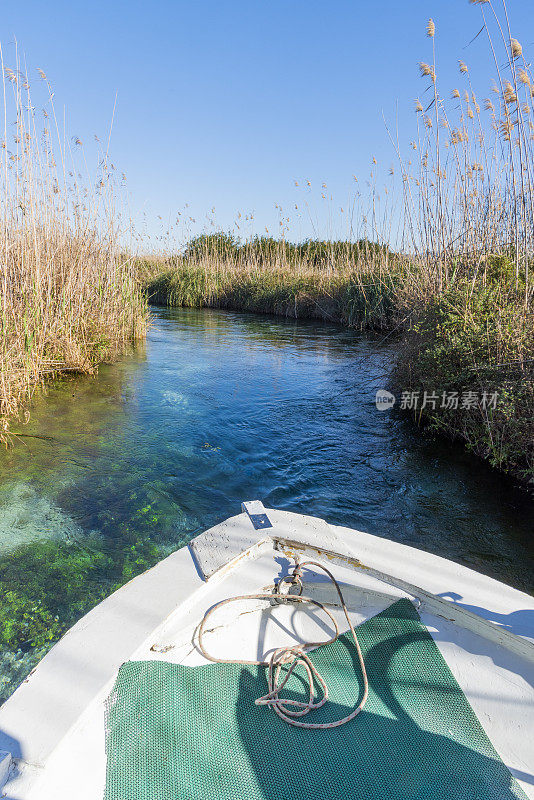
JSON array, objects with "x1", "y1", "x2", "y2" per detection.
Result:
[{"x1": 0, "y1": 508, "x2": 533, "y2": 799}]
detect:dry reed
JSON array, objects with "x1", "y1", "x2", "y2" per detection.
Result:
[
  {"x1": 398, "y1": 0, "x2": 534, "y2": 307},
  {"x1": 0, "y1": 49, "x2": 147, "y2": 436}
]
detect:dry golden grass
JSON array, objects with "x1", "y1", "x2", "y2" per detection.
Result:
[
  {"x1": 0, "y1": 50, "x2": 147, "y2": 435},
  {"x1": 390, "y1": 1, "x2": 534, "y2": 481}
]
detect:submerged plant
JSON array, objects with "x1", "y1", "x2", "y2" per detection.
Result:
[{"x1": 0, "y1": 527, "x2": 162, "y2": 702}]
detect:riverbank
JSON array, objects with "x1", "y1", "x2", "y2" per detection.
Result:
[
  {"x1": 144, "y1": 243, "x2": 534, "y2": 487},
  {"x1": 0, "y1": 239, "x2": 148, "y2": 438},
  {"x1": 142, "y1": 234, "x2": 430, "y2": 329}
]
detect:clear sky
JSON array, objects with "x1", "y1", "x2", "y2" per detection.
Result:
[{"x1": 2, "y1": 0, "x2": 534, "y2": 249}]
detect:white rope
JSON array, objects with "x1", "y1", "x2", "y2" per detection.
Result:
[{"x1": 197, "y1": 560, "x2": 369, "y2": 729}]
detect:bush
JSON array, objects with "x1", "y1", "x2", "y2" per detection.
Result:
[{"x1": 396, "y1": 279, "x2": 534, "y2": 481}]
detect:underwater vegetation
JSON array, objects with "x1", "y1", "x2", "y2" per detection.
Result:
[{"x1": 0, "y1": 505, "x2": 162, "y2": 702}]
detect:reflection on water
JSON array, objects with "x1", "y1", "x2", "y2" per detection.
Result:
[{"x1": 0, "y1": 307, "x2": 532, "y2": 702}]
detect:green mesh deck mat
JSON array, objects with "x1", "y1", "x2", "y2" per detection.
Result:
[{"x1": 104, "y1": 598, "x2": 527, "y2": 800}]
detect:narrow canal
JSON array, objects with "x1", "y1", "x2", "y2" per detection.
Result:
[{"x1": 0, "y1": 307, "x2": 532, "y2": 702}]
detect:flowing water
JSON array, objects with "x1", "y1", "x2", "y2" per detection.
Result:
[{"x1": 0, "y1": 307, "x2": 532, "y2": 702}]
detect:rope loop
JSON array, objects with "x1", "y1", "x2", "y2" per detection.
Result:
[
  {"x1": 197, "y1": 560, "x2": 369, "y2": 729},
  {"x1": 274, "y1": 572, "x2": 303, "y2": 599}
]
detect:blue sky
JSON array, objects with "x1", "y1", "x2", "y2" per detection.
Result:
[{"x1": 2, "y1": 0, "x2": 534, "y2": 248}]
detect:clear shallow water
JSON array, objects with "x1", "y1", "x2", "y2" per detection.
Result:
[{"x1": 0, "y1": 307, "x2": 533, "y2": 701}]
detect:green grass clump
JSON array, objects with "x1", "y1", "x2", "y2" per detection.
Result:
[
  {"x1": 396, "y1": 272, "x2": 534, "y2": 481},
  {"x1": 148, "y1": 265, "x2": 398, "y2": 328},
  {"x1": 181, "y1": 232, "x2": 387, "y2": 268}
]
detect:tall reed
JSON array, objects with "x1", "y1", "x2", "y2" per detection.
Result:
[
  {"x1": 398, "y1": 0, "x2": 534, "y2": 307},
  {"x1": 0, "y1": 50, "x2": 147, "y2": 435}
]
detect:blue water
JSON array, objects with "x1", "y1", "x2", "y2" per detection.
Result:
[{"x1": 0, "y1": 307, "x2": 532, "y2": 701}]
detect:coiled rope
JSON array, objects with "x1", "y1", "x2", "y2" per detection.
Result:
[{"x1": 197, "y1": 560, "x2": 369, "y2": 729}]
